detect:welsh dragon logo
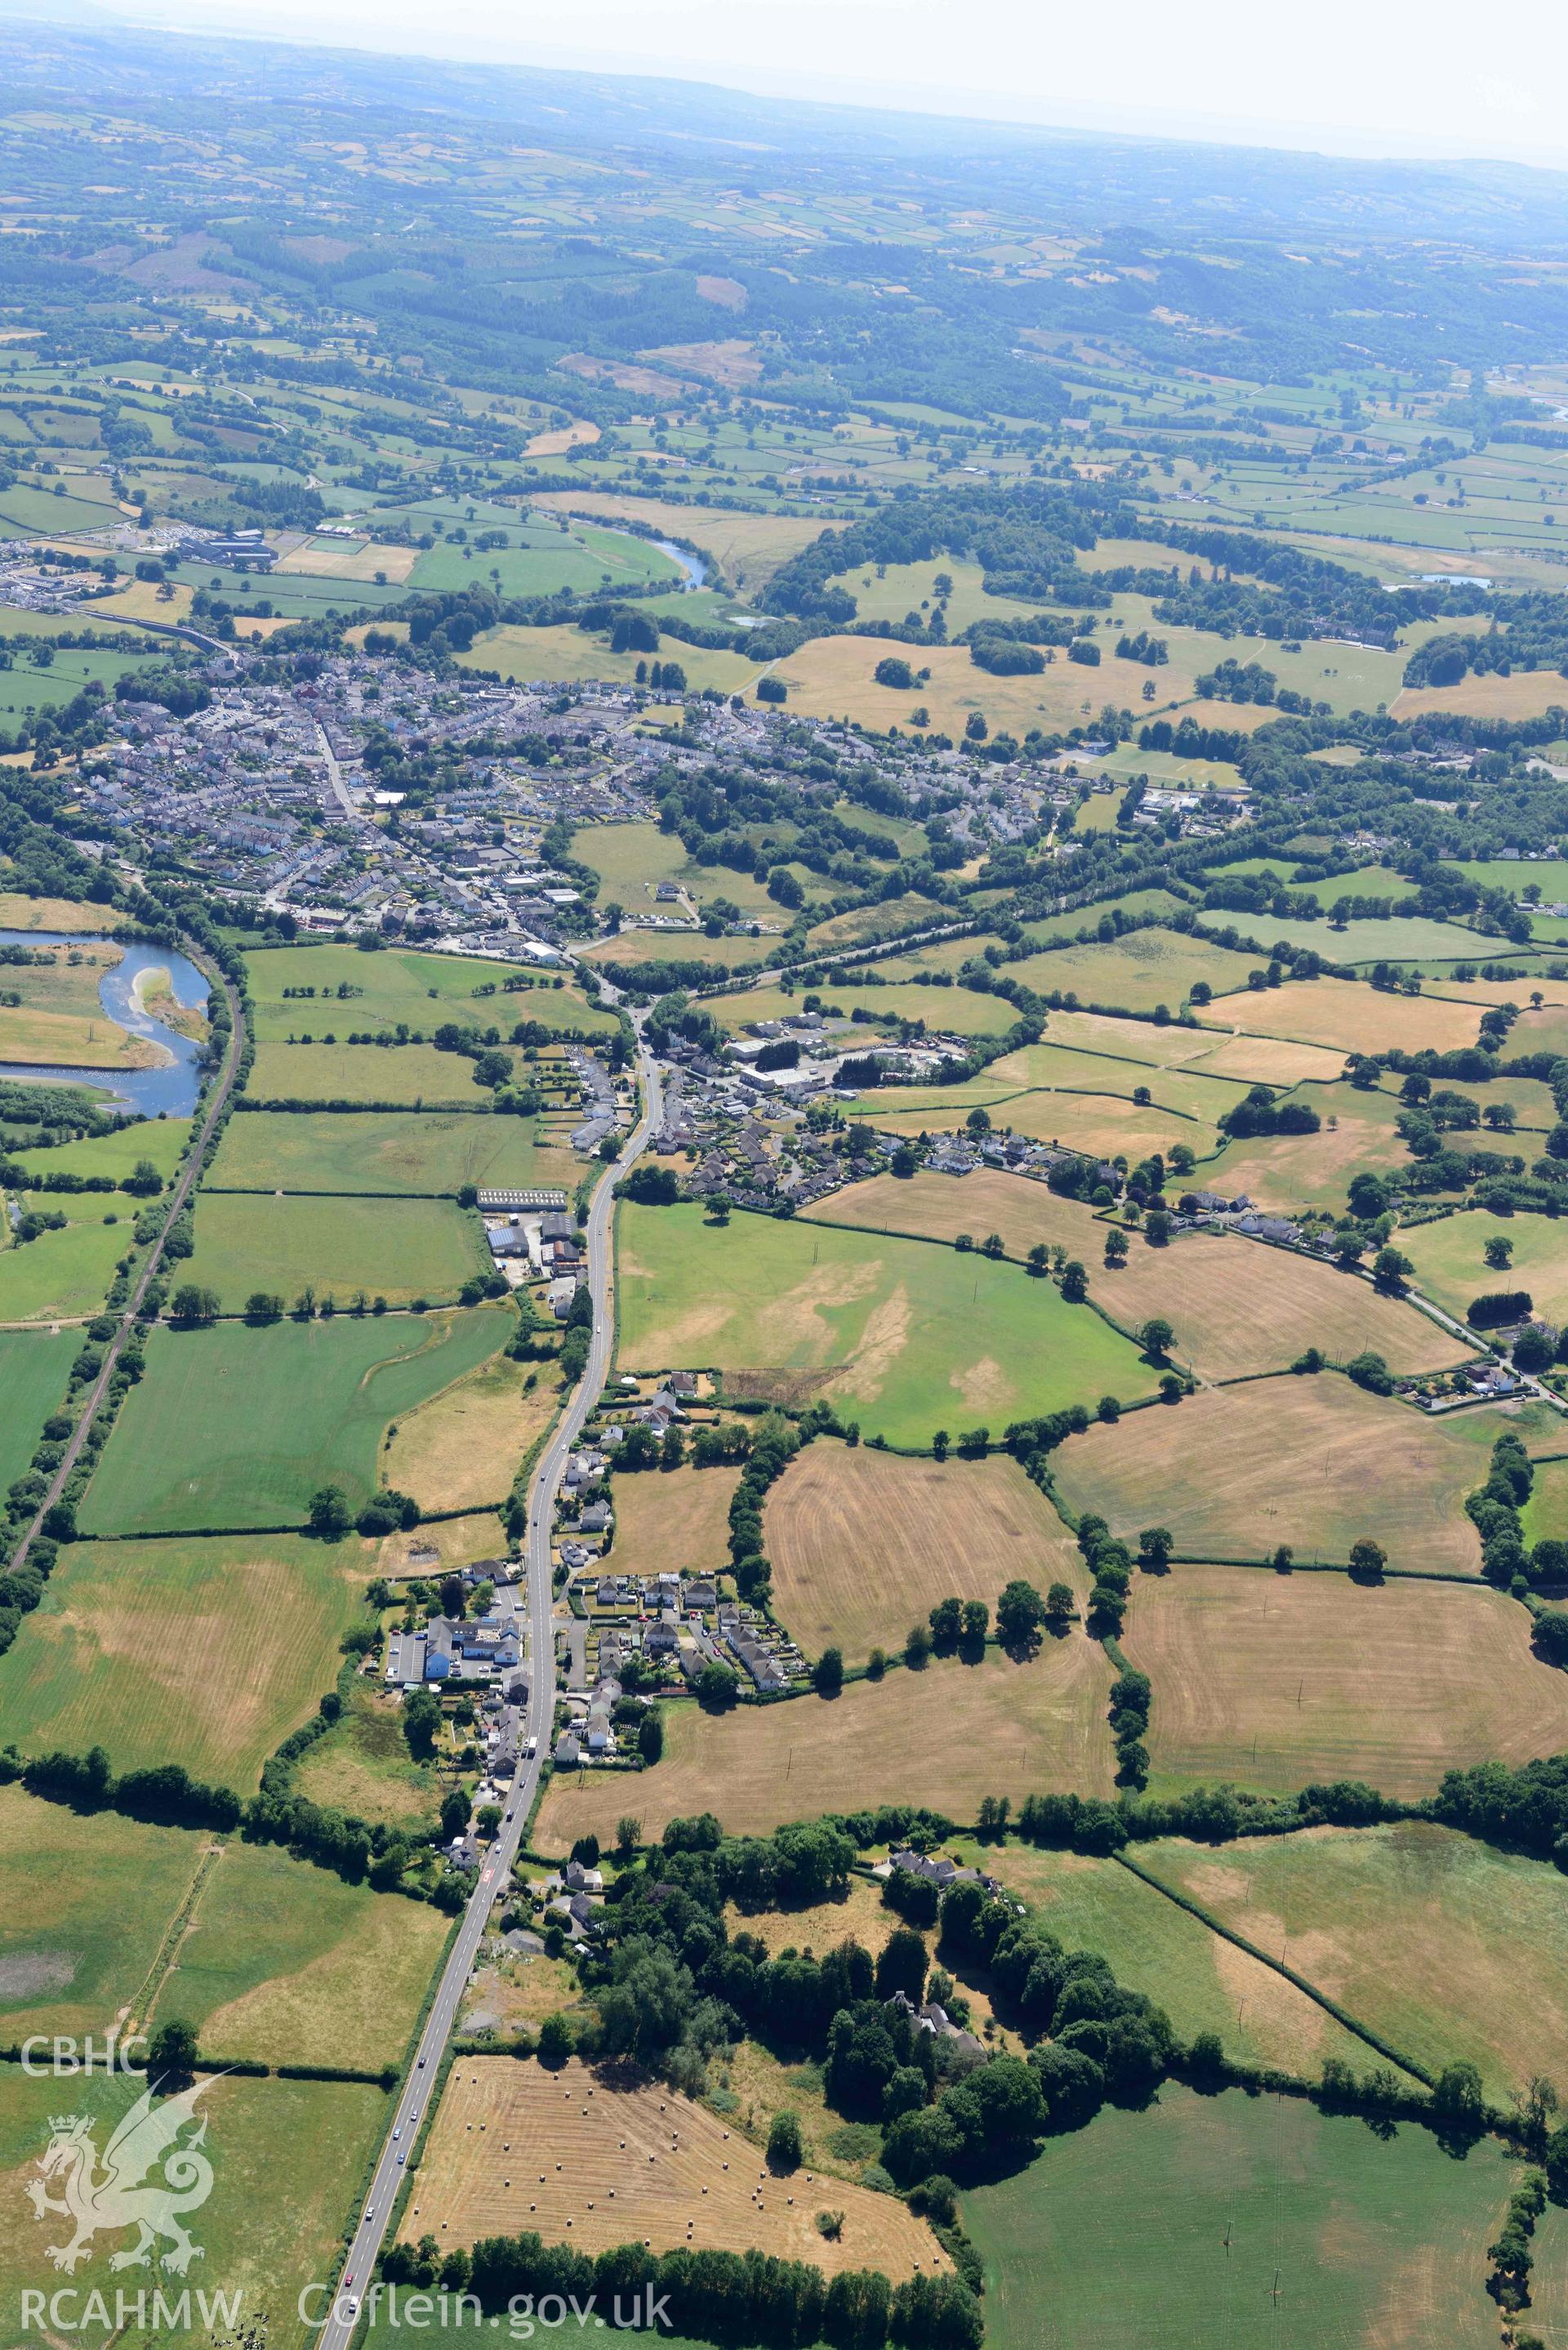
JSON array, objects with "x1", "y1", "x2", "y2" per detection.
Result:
[{"x1": 26, "y1": 2080, "x2": 216, "y2": 2275}]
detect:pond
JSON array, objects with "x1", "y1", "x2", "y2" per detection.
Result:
[{"x1": 0, "y1": 930, "x2": 211, "y2": 1117}]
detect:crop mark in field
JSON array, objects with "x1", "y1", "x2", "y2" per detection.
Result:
[{"x1": 840, "y1": 1282, "x2": 911, "y2": 1401}]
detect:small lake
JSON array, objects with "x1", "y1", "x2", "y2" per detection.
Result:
[{"x1": 0, "y1": 929, "x2": 211, "y2": 1117}]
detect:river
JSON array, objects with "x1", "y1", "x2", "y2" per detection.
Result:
[{"x1": 0, "y1": 930, "x2": 211, "y2": 1117}]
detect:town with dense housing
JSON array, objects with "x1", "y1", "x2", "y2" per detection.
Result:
[{"x1": 7, "y1": 13, "x2": 1568, "y2": 2349}]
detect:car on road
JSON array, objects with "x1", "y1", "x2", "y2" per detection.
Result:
[{"x1": 393, "y1": 2126, "x2": 401, "y2": 2140}]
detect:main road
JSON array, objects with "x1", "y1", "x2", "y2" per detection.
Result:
[{"x1": 320, "y1": 1015, "x2": 663, "y2": 2348}]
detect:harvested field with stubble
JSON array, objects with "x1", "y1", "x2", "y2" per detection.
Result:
[
  {"x1": 804, "y1": 1171, "x2": 1463, "y2": 1380},
  {"x1": 1136, "y1": 1822, "x2": 1568, "y2": 2100},
  {"x1": 603, "y1": 1460, "x2": 742, "y2": 1582},
  {"x1": 985, "y1": 1844, "x2": 1381, "y2": 2081},
  {"x1": 537, "y1": 1646, "x2": 1115, "y2": 1851},
  {"x1": 764, "y1": 1440, "x2": 1084, "y2": 1662},
  {"x1": 1120, "y1": 1563, "x2": 1568, "y2": 1797},
  {"x1": 1200, "y1": 975, "x2": 1485, "y2": 1057},
  {"x1": 1049, "y1": 1375, "x2": 1553, "y2": 1573},
  {"x1": 406, "y1": 2058, "x2": 946, "y2": 2279}
]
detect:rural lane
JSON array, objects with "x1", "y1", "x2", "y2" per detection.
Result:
[
  {"x1": 322, "y1": 1017, "x2": 663, "y2": 2348},
  {"x1": 8, "y1": 945, "x2": 245, "y2": 1577}
]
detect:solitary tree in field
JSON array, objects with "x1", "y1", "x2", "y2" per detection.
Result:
[
  {"x1": 1103, "y1": 1230, "x2": 1128, "y2": 1267},
  {"x1": 1027, "y1": 1243, "x2": 1049, "y2": 1277},
  {"x1": 1138, "y1": 1527, "x2": 1174, "y2": 1572},
  {"x1": 309, "y1": 1484, "x2": 351, "y2": 1538},
  {"x1": 1348, "y1": 1537, "x2": 1388, "y2": 1584},
  {"x1": 1061, "y1": 1260, "x2": 1089, "y2": 1302},
  {"x1": 767, "y1": 2111, "x2": 804, "y2": 2172},
  {"x1": 1140, "y1": 1316, "x2": 1174, "y2": 1361},
  {"x1": 812, "y1": 1645, "x2": 844, "y2": 1697},
  {"x1": 1045, "y1": 1581, "x2": 1076, "y2": 1624},
  {"x1": 147, "y1": 2019, "x2": 199, "y2": 2089},
  {"x1": 1486, "y1": 1235, "x2": 1514, "y2": 1270},
  {"x1": 996, "y1": 1578, "x2": 1046, "y2": 1654}
]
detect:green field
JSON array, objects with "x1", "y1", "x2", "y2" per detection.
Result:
[
  {"x1": 614, "y1": 1202, "x2": 1154, "y2": 1445},
  {"x1": 0, "y1": 1214, "x2": 127, "y2": 1322},
  {"x1": 987, "y1": 1844, "x2": 1378, "y2": 2080},
  {"x1": 294, "y1": 1679, "x2": 441, "y2": 1826},
  {"x1": 407, "y1": 513, "x2": 684, "y2": 597},
  {"x1": 1214, "y1": 912, "x2": 1517, "y2": 964},
  {"x1": 583, "y1": 924, "x2": 782, "y2": 973},
  {"x1": 0, "y1": 644, "x2": 165, "y2": 717},
  {"x1": 0, "y1": 2065, "x2": 386, "y2": 2350},
  {"x1": 0, "y1": 1326, "x2": 70, "y2": 1492},
  {"x1": 243, "y1": 943, "x2": 613, "y2": 1041},
  {"x1": 210, "y1": 1108, "x2": 579, "y2": 1197},
  {"x1": 184, "y1": 1193, "x2": 488, "y2": 1309},
  {"x1": 0, "y1": 1531, "x2": 370, "y2": 1783},
  {"x1": 11, "y1": 1113, "x2": 189, "y2": 1185},
  {"x1": 1136, "y1": 1822, "x2": 1568, "y2": 2103},
  {"x1": 247, "y1": 1041, "x2": 504, "y2": 1106},
  {"x1": 961, "y1": 2084, "x2": 1515, "y2": 2350},
  {"x1": 81, "y1": 1305, "x2": 512, "y2": 1533},
  {"x1": 1008, "y1": 926, "x2": 1261, "y2": 1012},
  {"x1": 0, "y1": 1783, "x2": 447, "y2": 2067},
  {"x1": 1400, "y1": 1207, "x2": 1568, "y2": 1327}
]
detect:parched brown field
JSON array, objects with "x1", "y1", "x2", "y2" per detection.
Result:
[
  {"x1": 803, "y1": 1171, "x2": 1463, "y2": 1380},
  {"x1": 0, "y1": 893, "x2": 124, "y2": 932},
  {"x1": 724, "y1": 1876, "x2": 898, "y2": 1963},
  {"x1": 764, "y1": 1439, "x2": 1085, "y2": 1661},
  {"x1": 1199, "y1": 1086, "x2": 1414, "y2": 1218},
  {"x1": 537, "y1": 1645, "x2": 1116, "y2": 1852},
  {"x1": 1392, "y1": 671, "x2": 1568, "y2": 722},
  {"x1": 381, "y1": 1353, "x2": 560, "y2": 1513},
  {"x1": 377, "y1": 1510, "x2": 508, "y2": 1577},
  {"x1": 604, "y1": 1461, "x2": 741, "y2": 1583},
  {"x1": 406, "y1": 2058, "x2": 945, "y2": 2278},
  {"x1": 1049, "y1": 1376, "x2": 1561, "y2": 1573},
  {"x1": 276, "y1": 537, "x2": 418, "y2": 582},
  {"x1": 862, "y1": 1090, "x2": 1211, "y2": 1162},
  {"x1": 1200, "y1": 977, "x2": 1484, "y2": 1058},
  {"x1": 1121, "y1": 1563, "x2": 1568, "y2": 1798},
  {"x1": 1043, "y1": 1008, "x2": 1345, "y2": 1085}
]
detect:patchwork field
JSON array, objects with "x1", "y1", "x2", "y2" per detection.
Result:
[
  {"x1": 537, "y1": 1644, "x2": 1116, "y2": 1850},
  {"x1": 247, "y1": 1041, "x2": 518, "y2": 1106},
  {"x1": 603, "y1": 1460, "x2": 742, "y2": 1583},
  {"x1": 1050, "y1": 1373, "x2": 1540, "y2": 1573},
  {"x1": 0, "y1": 1325, "x2": 70, "y2": 1492},
  {"x1": 961, "y1": 2084, "x2": 1514, "y2": 2350},
  {"x1": 1200, "y1": 975, "x2": 1485, "y2": 1057},
  {"x1": 0, "y1": 1531, "x2": 368, "y2": 1786},
  {"x1": 185, "y1": 1192, "x2": 488, "y2": 1309},
  {"x1": 1120, "y1": 1563, "x2": 1568, "y2": 1798},
  {"x1": 210, "y1": 1109, "x2": 578, "y2": 1197},
  {"x1": 804, "y1": 1171, "x2": 1463, "y2": 1380},
  {"x1": 986, "y1": 1843, "x2": 1381, "y2": 2080},
  {"x1": 613, "y1": 1203, "x2": 1156, "y2": 1445},
  {"x1": 1137, "y1": 1822, "x2": 1568, "y2": 2100},
  {"x1": 839, "y1": 1079, "x2": 1215, "y2": 1163},
  {"x1": 987, "y1": 1037, "x2": 1253, "y2": 1125},
  {"x1": 1401, "y1": 1206, "x2": 1568, "y2": 1329},
  {"x1": 463, "y1": 619, "x2": 758, "y2": 696},
  {"x1": 764, "y1": 1439, "x2": 1084, "y2": 1661},
  {"x1": 0, "y1": 1213, "x2": 127, "y2": 1322},
  {"x1": 381, "y1": 1347, "x2": 559, "y2": 1511},
  {"x1": 406, "y1": 2057, "x2": 943, "y2": 2278},
  {"x1": 82, "y1": 1305, "x2": 512, "y2": 1533},
  {"x1": 243, "y1": 943, "x2": 613, "y2": 1041},
  {"x1": 0, "y1": 2067, "x2": 386, "y2": 2350}
]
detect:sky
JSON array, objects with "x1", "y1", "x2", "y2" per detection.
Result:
[{"x1": 103, "y1": 0, "x2": 1568, "y2": 167}]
